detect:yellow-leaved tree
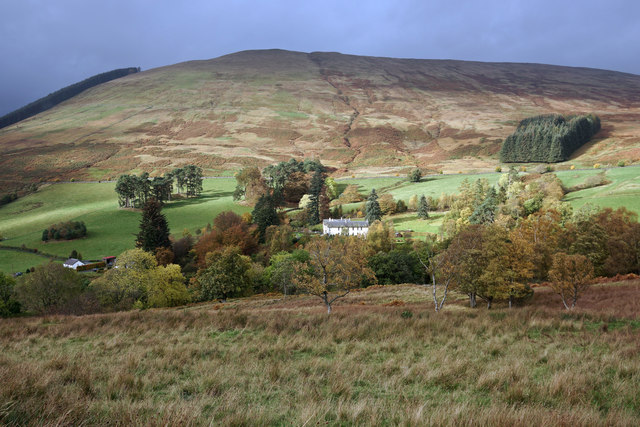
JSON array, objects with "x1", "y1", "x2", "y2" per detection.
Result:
[
  {"x1": 293, "y1": 236, "x2": 375, "y2": 314},
  {"x1": 549, "y1": 252, "x2": 594, "y2": 310}
]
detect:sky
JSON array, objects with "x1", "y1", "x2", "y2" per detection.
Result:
[{"x1": 1, "y1": 0, "x2": 639, "y2": 116}]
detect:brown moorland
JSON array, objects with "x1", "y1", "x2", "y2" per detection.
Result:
[
  {"x1": 1, "y1": 49, "x2": 640, "y2": 190},
  {"x1": 1, "y1": 280, "x2": 639, "y2": 425}
]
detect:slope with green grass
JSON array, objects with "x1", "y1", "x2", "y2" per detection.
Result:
[{"x1": 0, "y1": 179, "x2": 248, "y2": 272}]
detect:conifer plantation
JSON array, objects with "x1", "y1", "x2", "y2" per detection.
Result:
[{"x1": 500, "y1": 114, "x2": 601, "y2": 163}]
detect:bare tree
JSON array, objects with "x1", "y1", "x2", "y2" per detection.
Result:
[{"x1": 415, "y1": 238, "x2": 456, "y2": 312}]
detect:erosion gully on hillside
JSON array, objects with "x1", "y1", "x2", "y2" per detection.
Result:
[{"x1": 1, "y1": 49, "x2": 639, "y2": 190}]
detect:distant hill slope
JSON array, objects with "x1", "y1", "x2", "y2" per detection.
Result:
[
  {"x1": 0, "y1": 67, "x2": 140, "y2": 130},
  {"x1": 0, "y1": 49, "x2": 639, "y2": 190}
]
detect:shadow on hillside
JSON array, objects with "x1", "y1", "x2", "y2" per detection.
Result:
[{"x1": 164, "y1": 190, "x2": 234, "y2": 209}]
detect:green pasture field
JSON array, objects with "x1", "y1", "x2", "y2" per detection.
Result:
[
  {"x1": 561, "y1": 167, "x2": 640, "y2": 213},
  {"x1": 0, "y1": 249, "x2": 57, "y2": 274},
  {"x1": 1, "y1": 167, "x2": 639, "y2": 273},
  {"x1": 0, "y1": 179, "x2": 249, "y2": 273}
]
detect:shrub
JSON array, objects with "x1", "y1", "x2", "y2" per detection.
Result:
[
  {"x1": 408, "y1": 169, "x2": 422, "y2": 182},
  {"x1": 42, "y1": 221, "x2": 87, "y2": 241},
  {"x1": 0, "y1": 192, "x2": 18, "y2": 207},
  {"x1": 14, "y1": 263, "x2": 84, "y2": 315},
  {"x1": 0, "y1": 272, "x2": 21, "y2": 317},
  {"x1": 617, "y1": 160, "x2": 626, "y2": 167}
]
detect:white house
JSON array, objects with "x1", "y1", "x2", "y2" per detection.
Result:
[
  {"x1": 322, "y1": 219, "x2": 369, "y2": 236},
  {"x1": 63, "y1": 258, "x2": 86, "y2": 270}
]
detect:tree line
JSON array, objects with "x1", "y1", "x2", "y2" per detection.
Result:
[
  {"x1": 0, "y1": 67, "x2": 140, "y2": 129},
  {"x1": 500, "y1": 114, "x2": 601, "y2": 163},
  {"x1": 4, "y1": 166, "x2": 640, "y2": 318},
  {"x1": 115, "y1": 165, "x2": 203, "y2": 208}
]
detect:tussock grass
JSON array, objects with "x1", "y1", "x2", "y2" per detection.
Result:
[{"x1": 2, "y1": 284, "x2": 640, "y2": 425}]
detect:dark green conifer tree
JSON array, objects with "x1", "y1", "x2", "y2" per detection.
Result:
[
  {"x1": 136, "y1": 199, "x2": 171, "y2": 252},
  {"x1": 307, "y1": 169, "x2": 324, "y2": 225},
  {"x1": 417, "y1": 195, "x2": 429, "y2": 219},
  {"x1": 365, "y1": 189, "x2": 382, "y2": 223},
  {"x1": 469, "y1": 187, "x2": 498, "y2": 224},
  {"x1": 252, "y1": 193, "x2": 280, "y2": 242}
]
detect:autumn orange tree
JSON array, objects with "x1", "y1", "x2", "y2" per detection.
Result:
[
  {"x1": 445, "y1": 225, "x2": 487, "y2": 308},
  {"x1": 293, "y1": 236, "x2": 375, "y2": 314},
  {"x1": 479, "y1": 225, "x2": 534, "y2": 308},
  {"x1": 549, "y1": 252, "x2": 594, "y2": 309},
  {"x1": 194, "y1": 211, "x2": 258, "y2": 267},
  {"x1": 593, "y1": 207, "x2": 640, "y2": 276},
  {"x1": 510, "y1": 210, "x2": 562, "y2": 281}
]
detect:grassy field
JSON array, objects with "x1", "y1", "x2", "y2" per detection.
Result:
[
  {"x1": 0, "y1": 179, "x2": 250, "y2": 272},
  {"x1": 1, "y1": 281, "x2": 639, "y2": 425},
  {"x1": 1, "y1": 167, "x2": 639, "y2": 273},
  {"x1": 0, "y1": 249, "x2": 58, "y2": 274},
  {"x1": 561, "y1": 167, "x2": 640, "y2": 213}
]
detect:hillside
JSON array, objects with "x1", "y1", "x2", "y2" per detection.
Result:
[
  {"x1": 1, "y1": 49, "x2": 640, "y2": 190},
  {"x1": 1, "y1": 282, "x2": 639, "y2": 424}
]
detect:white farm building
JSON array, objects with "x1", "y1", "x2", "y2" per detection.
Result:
[{"x1": 322, "y1": 219, "x2": 369, "y2": 236}]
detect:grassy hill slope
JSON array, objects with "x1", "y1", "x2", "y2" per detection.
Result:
[
  {"x1": 1, "y1": 282, "x2": 639, "y2": 425},
  {"x1": 1, "y1": 50, "x2": 639, "y2": 190}
]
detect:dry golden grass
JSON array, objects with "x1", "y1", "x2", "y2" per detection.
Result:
[{"x1": 2, "y1": 282, "x2": 640, "y2": 425}]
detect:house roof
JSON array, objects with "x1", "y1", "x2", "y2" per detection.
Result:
[
  {"x1": 64, "y1": 258, "x2": 84, "y2": 265},
  {"x1": 322, "y1": 219, "x2": 369, "y2": 228}
]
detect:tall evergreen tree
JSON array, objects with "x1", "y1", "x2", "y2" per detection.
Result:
[
  {"x1": 365, "y1": 189, "x2": 382, "y2": 223},
  {"x1": 418, "y1": 195, "x2": 429, "y2": 219},
  {"x1": 307, "y1": 169, "x2": 324, "y2": 225},
  {"x1": 469, "y1": 187, "x2": 498, "y2": 225},
  {"x1": 184, "y1": 165, "x2": 203, "y2": 197},
  {"x1": 252, "y1": 193, "x2": 280, "y2": 242},
  {"x1": 136, "y1": 199, "x2": 171, "y2": 252}
]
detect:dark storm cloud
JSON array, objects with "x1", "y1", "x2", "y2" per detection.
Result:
[{"x1": 1, "y1": 0, "x2": 638, "y2": 115}]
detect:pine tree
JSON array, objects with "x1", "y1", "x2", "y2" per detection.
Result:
[
  {"x1": 469, "y1": 187, "x2": 498, "y2": 225},
  {"x1": 307, "y1": 169, "x2": 324, "y2": 225},
  {"x1": 252, "y1": 193, "x2": 280, "y2": 242},
  {"x1": 136, "y1": 199, "x2": 171, "y2": 252},
  {"x1": 417, "y1": 195, "x2": 429, "y2": 219},
  {"x1": 365, "y1": 189, "x2": 382, "y2": 223}
]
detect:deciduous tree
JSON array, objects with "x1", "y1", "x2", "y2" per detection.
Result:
[
  {"x1": 0, "y1": 272, "x2": 20, "y2": 317},
  {"x1": 549, "y1": 252, "x2": 594, "y2": 309},
  {"x1": 293, "y1": 237, "x2": 375, "y2": 314},
  {"x1": 14, "y1": 263, "x2": 84, "y2": 314},
  {"x1": 196, "y1": 246, "x2": 253, "y2": 302}
]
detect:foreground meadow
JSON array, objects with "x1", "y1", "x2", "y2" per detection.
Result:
[{"x1": 1, "y1": 282, "x2": 639, "y2": 425}]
